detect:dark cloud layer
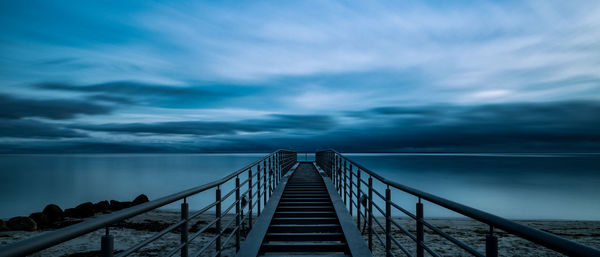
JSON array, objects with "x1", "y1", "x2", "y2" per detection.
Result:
[
  {"x1": 73, "y1": 114, "x2": 336, "y2": 136},
  {"x1": 0, "y1": 94, "x2": 112, "y2": 120},
  {"x1": 36, "y1": 81, "x2": 256, "y2": 108},
  {"x1": 0, "y1": 119, "x2": 85, "y2": 139},
  {"x1": 1, "y1": 99, "x2": 598, "y2": 153}
]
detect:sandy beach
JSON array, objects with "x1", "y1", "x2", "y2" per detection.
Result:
[{"x1": 1, "y1": 210, "x2": 599, "y2": 256}]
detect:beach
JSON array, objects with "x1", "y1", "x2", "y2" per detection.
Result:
[{"x1": 2, "y1": 210, "x2": 599, "y2": 256}]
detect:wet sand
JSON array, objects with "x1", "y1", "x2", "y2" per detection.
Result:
[{"x1": 1, "y1": 211, "x2": 599, "y2": 256}]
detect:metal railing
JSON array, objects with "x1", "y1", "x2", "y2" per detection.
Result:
[
  {"x1": 316, "y1": 149, "x2": 600, "y2": 257},
  {"x1": 0, "y1": 150, "x2": 297, "y2": 257}
]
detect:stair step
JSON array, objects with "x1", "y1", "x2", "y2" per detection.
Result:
[
  {"x1": 268, "y1": 224, "x2": 341, "y2": 233},
  {"x1": 271, "y1": 217, "x2": 338, "y2": 224},
  {"x1": 278, "y1": 201, "x2": 331, "y2": 206},
  {"x1": 261, "y1": 242, "x2": 348, "y2": 253},
  {"x1": 265, "y1": 232, "x2": 345, "y2": 241},
  {"x1": 274, "y1": 211, "x2": 337, "y2": 218},
  {"x1": 277, "y1": 206, "x2": 333, "y2": 211},
  {"x1": 280, "y1": 198, "x2": 330, "y2": 202}
]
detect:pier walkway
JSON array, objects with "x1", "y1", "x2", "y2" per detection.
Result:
[{"x1": 1, "y1": 149, "x2": 599, "y2": 257}]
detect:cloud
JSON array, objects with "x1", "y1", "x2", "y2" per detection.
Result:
[
  {"x1": 73, "y1": 114, "x2": 336, "y2": 136},
  {"x1": 0, "y1": 93, "x2": 112, "y2": 120},
  {"x1": 35, "y1": 81, "x2": 256, "y2": 108},
  {"x1": 0, "y1": 119, "x2": 86, "y2": 139}
]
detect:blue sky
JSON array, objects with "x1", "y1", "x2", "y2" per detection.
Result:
[{"x1": 1, "y1": 1, "x2": 599, "y2": 152}]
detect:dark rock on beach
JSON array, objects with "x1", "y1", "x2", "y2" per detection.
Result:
[
  {"x1": 29, "y1": 212, "x2": 50, "y2": 229},
  {"x1": 93, "y1": 200, "x2": 110, "y2": 213},
  {"x1": 0, "y1": 219, "x2": 9, "y2": 231},
  {"x1": 43, "y1": 204, "x2": 64, "y2": 223},
  {"x1": 64, "y1": 202, "x2": 95, "y2": 218},
  {"x1": 133, "y1": 194, "x2": 149, "y2": 205},
  {"x1": 109, "y1": 200, "x2": 129, "y2": 211},
  {"x1": 76, "y1": 202, "x2": 95, "y2": 217},
  {"x1": 7, "y1": 216, "x2": 37, "y2": 231}
]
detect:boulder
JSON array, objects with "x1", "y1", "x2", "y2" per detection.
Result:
[
  {"x1": 0, "y1": 219, "x2": 8, "y2": 231},
  {"x1": 75, "y1": 202, "x2": 95, "y2": 218},
  {"x1": 65, "y1": 202, "x2": 95, "y2": 218},
  {"x1": 64, "y1": 208, "x2": 78, "y2": 218},
  {"x1": 133, "y1": 194, "x2": 149, "y2": 205},
  {"x1": 93, "y1": 200, "x2": 110, "y2": 213},
  {"x1": 109, "y1": 200, "x2": 124, "y2": 211},
  {"x1": 42, "y1": 204, "x2": 64, "y2": 223},
  {"x1": 29, "y1": 212, "x2": 50, "y2": 229},
  {"x1": 121, "y1": 201, "x2": 133, "y2": 209},
  {"x1": 7, "y1": 216, "x2": 37, "y2": 231}
]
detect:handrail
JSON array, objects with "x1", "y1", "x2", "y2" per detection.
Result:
[
  {"x1": 0, "y1": 150, "x2": 297, "y2": 257},
  {"x1": 316, "y1": 149, "x2": 600, "y2": 257}
]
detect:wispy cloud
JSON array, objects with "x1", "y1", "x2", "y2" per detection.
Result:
[{"x1": 1, "y1": 1, "x2": 599, "y2": 152}]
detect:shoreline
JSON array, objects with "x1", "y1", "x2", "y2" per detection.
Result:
[{"x1": 1, "y1": 210, "x2": 599, "y2": 256}]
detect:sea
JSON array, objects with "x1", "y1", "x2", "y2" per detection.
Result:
[{"x1": 1, "y1": 153, "x2": 599, "y2": 220}]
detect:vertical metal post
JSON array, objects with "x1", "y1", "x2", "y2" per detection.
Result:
[
  {"x1": 181, "y1": 199, "x2": 189, "y2": 257},
  {"x1": 416, "y1": 198, "x2": 424, "y2": 257},
  {"x1": 357, "y1": 169, "x2": 361, "y2": 230},
  {"x1": 235, "y1": 177, "x2": 241, "y2": 252},
  {"x1": 349, "y1": 165, "x2": 353, "y2": 216},
  {"x1": 385, "y1": 187, "x2": 391, "y2": 257},
  {"x1": 486, "y1": 226, "x2": 498, "y2": 257},
  {"x1": 257, "y1": 164, "x2": 261, "y2": 216},
  {"x1": 368, "y1": 176, "x2": 373, "y2": 251},
  {"x1": 343, "y1": 160, "x2": 347, "y2": 206},
  {"x1": 216, "y1": 187, "x2": 222, "y2": 257},
  {"x1": 248, "y1": 168, "x2": 253, "y2": 230},
  {"x1": 263, "y1": 160, "x2": 267, "y2": 205},
  {"x1": 100, "y1": 227, "x2": 113, "y2": 257}
]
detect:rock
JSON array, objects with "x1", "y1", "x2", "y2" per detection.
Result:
[
  {"x1": 93, "y1": 200, "x2": 109, "y2": 213},
  {"x1": 0, "y1": 219, "x2": 8, "y2": 231},
  {"x1": 121, "y1": 201, "x2": 133, "y2": 209},
  {"x1": 64, "y1": 208, "x2": 78, "y2": 218},
  {"x1": 65, "y1": 202, "x2": 95, "y2": 218},
  {"x1": 29, "y1": 212, "x2": 50, "y2": 228},
  {"x1": 75, "y1": 202, "x2": 95, "y2": 218},
  {"x1": 42, "y1": 204, "x2": 64, "y2": 223},
  {"x1": 109, "y1": 200, "x2": 123, "y2": 211},
  {"x1": 7, "y1": 216, "x2": 37, "y2": 231},
  {"x1": 132, "y1": 194, "x2": 149, "y2": 205}
]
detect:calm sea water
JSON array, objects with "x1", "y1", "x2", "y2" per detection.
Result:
[{"x1": 1, "y1": 153, "x2": 599, "y2": 220}]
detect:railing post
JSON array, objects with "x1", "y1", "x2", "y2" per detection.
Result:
[
  {"x1": 357, "y1": 169, "x2": 361, "y2": 230},
  {"x1": 385, "y1": 187, "x2": 391, "y2": 257},
  {"x1": 216, "y1": 187, "x2": 222, "y2": 257},
  {"x1": 248, "y1": 168, "x2": 253, "y2": 230},
  {"x1": 368, "y1": 176, "x2": 373, "y2": 251},
  {"x1": 100, "y1": 227, "x2": 113, "y2": 257},
  {"x1": 235, "y1": 177, "x2": 241, "y2": 252},
  {"x1": 486, "y1": 226, "x2": 498, "y2": 257},
  {"x1": 416, "y1": 198, "x2": 424, "y2": 257},
  {"x1": 343, "y1": 160, "x2": 347, "y2": 206},
  {"x1": 257, "y1": 164, "x2": 261, "y2": 216},
  {"x1": 263, "y1": 160, "x2": 267, "y2": 205},
  {"x1": 349, "y1": 165, "x2": 353, "y2": 216},
  {"x1": 181, "y1": 199, "x2": 189, "y2": 257}
]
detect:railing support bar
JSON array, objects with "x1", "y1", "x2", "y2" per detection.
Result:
[
  {"x1": 357, "y1": 169, "x2": 361, "y2": 230},
  {"x1": 248, "y1": 168, "x2": 253, "y2": 230},
  {"x1": 235, "y1": 177, "x2": 241, "y2": 252},
  {"x1": 368, "y1": 176, "x2": 373, "y2": 251},
  {"x1": 100, "y1": 227, "x2": 113, "y2": 257},
  {"x1": 385, "y1": 187, "x2": 391, "y2": 257},
  {"x1": 216, "y1": 188, "x2": 222, "y2": 257},
  {"x1": 416, "y1": 199, "x2": 424, "y2": 257},
  {"x1": 486, "y1": 226, "x2": 498, "y2": 257},
  {"x1": 181, "y1": 201, "x2": 189, "y2": 257}
]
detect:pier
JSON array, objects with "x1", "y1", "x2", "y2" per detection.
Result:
[{"x1": 1, "y1": 150, "x2": 599, "y2": 257}]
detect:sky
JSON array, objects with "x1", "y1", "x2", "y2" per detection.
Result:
[{"x1": 0, "y1": 0, "x2": 599, "y2": 153}]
